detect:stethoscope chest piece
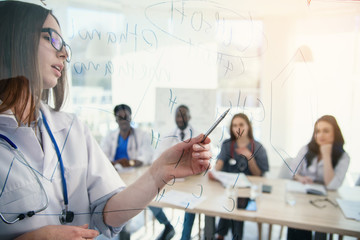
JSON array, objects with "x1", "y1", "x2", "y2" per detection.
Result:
[
  {"x1": 229, "y1": 158, "x2": 236, "y2": 165},
  {"x1": 237, "y1": 158, "x2": 248, "y2": 172},
  {"x1": 59, "y1": 209, "x2": 74, "y2": 224}
]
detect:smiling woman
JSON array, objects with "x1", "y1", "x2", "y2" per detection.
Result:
[
  {"x1": 0, "y1": 1, "x2": 68, "y2": 123},
  {"x1": 38, "y1": 16, "x2": 69, "y2": 89}
]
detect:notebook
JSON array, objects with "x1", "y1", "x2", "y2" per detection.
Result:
[
  {"x1": 286, "y1": 180, "x2": 327, "y2": 196},
  {"x1": 211, "y1": 170, "x2": 252, "y2": 188}
]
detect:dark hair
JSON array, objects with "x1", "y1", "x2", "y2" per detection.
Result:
[
  {"x1": 176, "y1": 105, "x2": 190, "y2": 113},
  {"x1": 229, "y1": 113, "x2": 254, "y2": 141},
  {"x1": 114, "y1": 104, "x2": 132, "y2": 115},
  {"x1": 0, "y1": 1, "x2": 68, "y2": 125},
  {"x1": 305, "y1": 115, "x2": 345, "y2": 168}
]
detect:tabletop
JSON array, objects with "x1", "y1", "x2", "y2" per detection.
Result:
[{"x1": 119, "y1": 167, "x2": 360, "y2": 238}]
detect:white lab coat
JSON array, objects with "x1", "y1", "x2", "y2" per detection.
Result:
[
  {"x1": 101, "y1": 127, "x2": 154, "y2": 165},
  {"x1": 0, "y1": 103, "x2": 125, "y2": 240}
]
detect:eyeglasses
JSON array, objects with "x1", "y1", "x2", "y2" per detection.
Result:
[
  {"x1": 115, "y1": 114, "x2": 131, "y2": 121},
  {"x1": 41, "y1": 28, "x2": 72, "y2": 63},
  {"x1": 309, "y1": 198, "x2": 338, "y2": 209}
]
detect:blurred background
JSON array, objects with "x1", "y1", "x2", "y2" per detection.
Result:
[{"x1": 22, "y1": 0, "x2": 360, "y2": 184}]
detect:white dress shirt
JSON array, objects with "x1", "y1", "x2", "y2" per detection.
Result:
[
  {"x1": 152, "y1": 125, "x2": 198, "y2": 161},
  {"x1": 291, "y1": 145, "x2": 350, "y2": 190}
]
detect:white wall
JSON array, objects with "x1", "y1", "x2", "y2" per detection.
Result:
[{"x1": 261, "y1": 13, "x2": 360, "y2": 175}]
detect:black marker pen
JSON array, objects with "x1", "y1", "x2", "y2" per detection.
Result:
[{"x1": 201, "y1": 108, "x2": 230, "y2": 143}]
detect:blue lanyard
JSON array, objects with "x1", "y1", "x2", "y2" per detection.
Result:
[{"x1": 41, "y1": 111, "x2": 69, "y2": 206}]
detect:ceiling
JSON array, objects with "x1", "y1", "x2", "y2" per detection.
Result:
[{"x1": 68, "y1": 0, "x2": 360, "y2": 18}]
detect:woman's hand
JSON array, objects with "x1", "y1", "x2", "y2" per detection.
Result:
[
  {"x1": 15, "y1": 224, "x2": 99, "y2": 240},
  {"x1": 152, "y1": 134, "x2": 212, "y2": 183},
  {"x1": 319, "y1": 144, "x2": 332, "y2": 160},
  {"x1": 103, "y1": 134, "x2": 212, "y2": 227},
  {"x1": 235, "y1": 146, "x2": 252, "y2": 160},
  {"x1": 294, "y1": 174, "x2": 314, "y2": 184},
  {"x1": 319, "y1": 143, "x2": 335, "y2": 186}
]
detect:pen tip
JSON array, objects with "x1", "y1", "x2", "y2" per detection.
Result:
[{"x1": 221, "y1": 108, "x2": 230, "y2": 117}]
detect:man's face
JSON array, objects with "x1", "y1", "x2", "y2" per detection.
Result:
[
  {"x1": 115, "y1": 109, "x2": 131, "y2": 132},
  {"x1": 175, "y1": 107, "x2": 190, "y2": 130}
]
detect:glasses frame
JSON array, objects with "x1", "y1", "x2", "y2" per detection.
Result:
[
  {"x1": 41, "y1": 28, "x2": 72, "y2": 63},
  {"x1": 115, "y1": 114, "x2": 131, "y2": 122},
  {"x1": 309, "y1": 198, "x2": 338, "y2": 209}
]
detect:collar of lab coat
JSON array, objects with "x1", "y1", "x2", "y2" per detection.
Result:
[
  {"x1": 39, "y1": 102, "x2": 71, "y2": 133},
  {"x1": 0, "y1": 101, "x2": 69, "y2": 133},
  {"x1": 0, "y1": 102, "x2": 58, "y2": 176}
]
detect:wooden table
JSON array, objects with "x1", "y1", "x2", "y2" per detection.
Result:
[{"x1": 119, "y1": 167, "x2": 360, "y2": 238}]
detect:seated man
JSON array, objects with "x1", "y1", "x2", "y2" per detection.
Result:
[
  {"x1": 101, "y1": 104, "x2": 154, "y2": 239},
  {"x1": 101, "y1": 104, "x2": 153, "y2": 168},
  {"x1": 150, "y1": 105, "x2": 198, "y2": 240}
]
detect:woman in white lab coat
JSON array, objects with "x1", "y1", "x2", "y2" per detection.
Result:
[
  {"x1": 0, "y1": 1, "x2": 212, "y2": 239},
  {"x1": 287, "y1": 115, "x2": 350, "y2": 240}
]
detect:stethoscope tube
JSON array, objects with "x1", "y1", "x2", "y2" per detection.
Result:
[
  {"x1": 0, "y1": 134, "x2": 17, "y2": 149},
  {"x1": 0, "y1": 134, "x2": 49, "y2": 224},
  {"x1": 0, "y1": 110, "x2": 73, "y2": 225}
]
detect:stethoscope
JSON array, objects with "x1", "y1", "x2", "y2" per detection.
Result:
[
  {"x1": 0, "y1": 134, "x2": 49, "y2": 224},
  {"x1": 0, "y1": 110, "x2": 74, "y2": 224},
  {"x1": 229, "y1": 139, "x2": 255, "y2": 171}
]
